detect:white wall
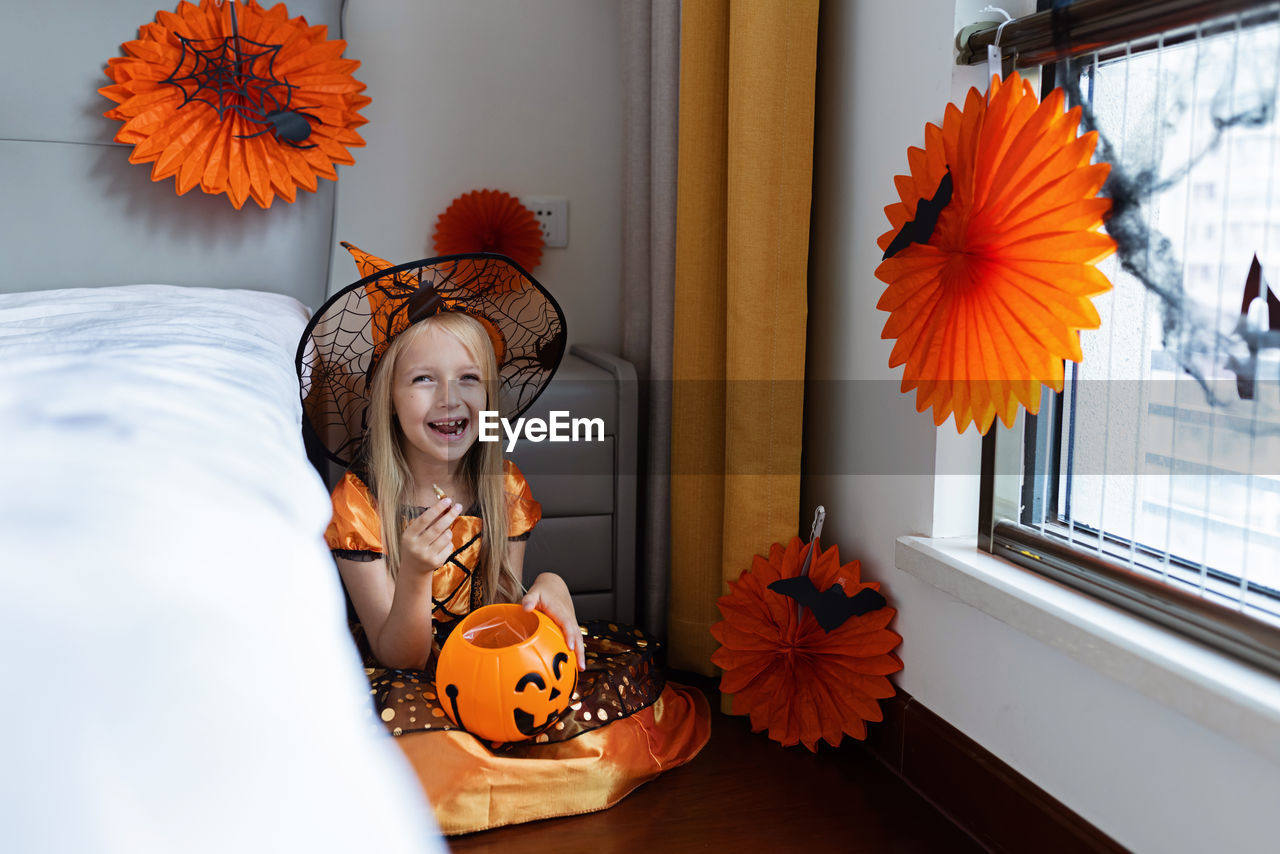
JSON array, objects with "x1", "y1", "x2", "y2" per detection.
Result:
[
  {"x1": 805, "y1": 1, "x2": 1280, "y2": 851},
  {"x1": 332, "y1": 0, "x2": 624, "y2": 352}
]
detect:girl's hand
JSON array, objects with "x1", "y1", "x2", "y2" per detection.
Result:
[
  {"x1": 522, "y1": 572, "x2": 585, "y2": 671},
  {"x1": 399, "y1": 498, "x2": 464, "y2": 576}
]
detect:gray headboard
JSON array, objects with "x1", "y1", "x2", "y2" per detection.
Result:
[{"x1": 0, "y1": 0, "x2": 344, "y2": 307}]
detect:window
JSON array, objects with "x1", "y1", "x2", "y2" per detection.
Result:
[{"x1": 976, "y1": 0, "x2": 1280, "y2": 674}]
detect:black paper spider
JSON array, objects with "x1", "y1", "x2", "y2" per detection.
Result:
[{"x1": 160, "y1": 3, "x2": 320, "y2": 148}]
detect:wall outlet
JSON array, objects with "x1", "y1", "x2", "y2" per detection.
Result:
[{"x1": 522, "y1": 196, "x2": 568, "y2": 248}]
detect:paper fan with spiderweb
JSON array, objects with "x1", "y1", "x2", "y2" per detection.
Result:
[
  {"x1": 875, "y1": 72, "x2": 1116, "y2": 434},
  {"x1": 433, "y1": 190, "x2": 545, "y2": 273},
  {"x1": 99, "y1": 0, "x2": 369, "y2": 209},
  {"x1": 711, "y1": 535, "x2": 902, "y2": 751}
]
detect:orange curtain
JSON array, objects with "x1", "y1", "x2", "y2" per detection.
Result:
[{"x1": 668, "y1": 0, "x2": 819, "y2": 675}]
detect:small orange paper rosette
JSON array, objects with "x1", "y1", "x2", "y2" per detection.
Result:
[
  {"x1": 99, "y1": 0, "x2": 369, "y2": 209},
  {"x1": 711, "y1": 537, "x2": 902, "y2": 751},
  {"x1": 875, "y1": 72, "x2": 1116, "y2": 434},
  {"x1": 433, "y1": 190, "x2": 545, "y2": 272}
]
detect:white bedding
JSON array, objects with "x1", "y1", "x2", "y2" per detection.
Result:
[{"x1": 0, "y1": 286, "x2": 443, "y2": 853}]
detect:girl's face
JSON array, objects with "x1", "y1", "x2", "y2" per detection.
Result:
[{"x1": 391, "y1": 324, "x2": 489, "y2": 470}]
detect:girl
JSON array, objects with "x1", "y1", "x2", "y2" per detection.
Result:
[
  {"x1": 332, "y1": 310, "x2": 584, "y2": 674},
  {"x1": 299, "y1": 245, "x2": 710, "y2": 835}
]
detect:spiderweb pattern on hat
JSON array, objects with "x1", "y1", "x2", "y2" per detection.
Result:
[{"x1": 298, "y1": 253, "x2": 566, "y2": 467}]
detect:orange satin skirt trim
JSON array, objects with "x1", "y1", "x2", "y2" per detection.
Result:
[{"x1": 393, "y1": 682, "x2": 711, "y2": 835}]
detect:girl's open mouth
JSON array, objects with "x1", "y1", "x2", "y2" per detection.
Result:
[{"x1": 429, "y1": 417, "x2": 469, "y2": 438}]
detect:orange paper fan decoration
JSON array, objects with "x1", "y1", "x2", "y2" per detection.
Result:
[
  {"x1": 433, "y1": 190, "x2": 545, "y2": 272},
  {"x1": 99, "y1": 0, "x2": 369, "y2": 209},
  {"x1": 875, "y1": 72, "x2": 1116, "y2": 434},
  {"x1": 710, "y1": 536, "x2": 902, "y2": 751}
]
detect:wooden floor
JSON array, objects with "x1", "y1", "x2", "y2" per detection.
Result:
[{"x1": 448, "y1": 682, "x2": 985, "y2": 853}]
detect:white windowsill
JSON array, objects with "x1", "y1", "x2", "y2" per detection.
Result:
[{"x1": 897, "y1": 535, "x2": 1280, "y2": 766}]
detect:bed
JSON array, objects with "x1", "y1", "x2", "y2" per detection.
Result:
[{"x1": 0, "y1": 284, "x2": 445, "y2": 853}]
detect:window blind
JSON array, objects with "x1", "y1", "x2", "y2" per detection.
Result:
[{"x1": 976, "y1": 0, "x2": 1280, "y2": 675}]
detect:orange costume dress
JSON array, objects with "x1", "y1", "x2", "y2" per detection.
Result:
[{"x1": 325, "y1": 460, "x2": 711, "y2": 834}]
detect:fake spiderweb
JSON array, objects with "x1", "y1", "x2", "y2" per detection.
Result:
[
  {"x1": 100, "y1": 0, "x2": 369, "y2": 209},
  {"x1": 874, "y1": 72, "x2": 1116, "y2": 434},
  {"x1": 162, "y1": 22, "x2": 310, "y2": 143},
  {"x1": 297, "y1": 249, "x2": 567, "y2": 467}
]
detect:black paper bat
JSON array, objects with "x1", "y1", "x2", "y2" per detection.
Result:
[
  {"x1": 1226, "y1": 254, "x2": 1280, "y2": 401},
  {"x1": 1239, "y1": 254, "x2": 1280, "y2": 327},
  {"x1": 881, "y1": 168, "x2": 954, "y2": 260},
  {"x1": 767, "y1": 576, "x2": 887, "y2": 632}
]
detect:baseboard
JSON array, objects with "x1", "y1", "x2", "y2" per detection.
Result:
[{"x1": 865, "y1": 691, "x2": 1128, "y2": 853}]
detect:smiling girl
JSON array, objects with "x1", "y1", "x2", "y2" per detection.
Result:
[
  {"x1": 301, "y1": 246, "x2": 709, "y2": 835},
  {"x1": 337, "y1": 312, "x2": 583, "y2": 673}
]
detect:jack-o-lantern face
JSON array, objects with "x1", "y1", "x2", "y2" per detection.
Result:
[{"x1": 435, "y1": 604, "x2": 577, "y2": 743}]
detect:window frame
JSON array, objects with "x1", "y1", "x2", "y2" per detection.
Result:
[{"x1": 971, "y1": 0, "x2": 1280, "y2": 677}]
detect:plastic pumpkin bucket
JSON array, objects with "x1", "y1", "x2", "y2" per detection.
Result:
[{"x1": 435, "y1": 603, "x2": 576, "y2": 742}]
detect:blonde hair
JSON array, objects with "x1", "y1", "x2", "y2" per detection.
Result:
[{"x1": 365, "y1": 312, "x2": 523, "y2": 604}]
